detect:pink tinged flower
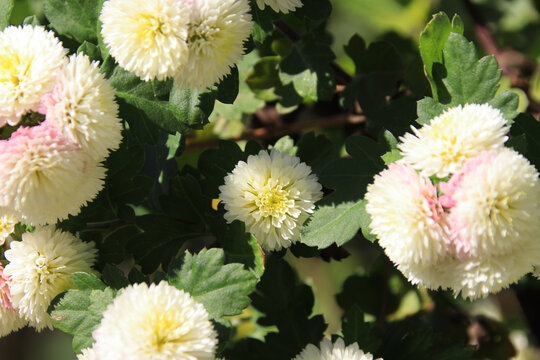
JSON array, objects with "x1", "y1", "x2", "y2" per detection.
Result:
[
  {"x1": 0, "y1": 265, "x2": 14, "y2": 311},
  {"x1": 0, "y1": 123, "x2": 105, "y2": 225},
  {"x1": 365, "y1": 163, "x2": 454, "y2": 289},
  {"x1": 440, "y1": 148, "x2": 540, "y2": 260}
]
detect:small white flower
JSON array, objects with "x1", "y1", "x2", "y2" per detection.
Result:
[
  {"x1": 0, "y1": 213, "x2": 18, "y2": 246},
  {"x1": 93, "y1": 281, "x2": 217, "y2": 360},
  {"x1": 0, "y1": 124, "x2": 106, "y2": 225},
  {"x1": 398, "y1": 104, "x2": 509, "y2": 178},
  {"x1": 174, "y1": 0, "x2": 253, "y2": 89},
  {"x1": 39, "y1": 53, "x2": 123, "y2": 162},
  {"x1": 100, "y1": 0, "x2": 191, "y2": 81},
  {"x1": 0, "y1": 265, "x2": 26, "y2": 338},
  {"x1": 365, "y1": 163, "x2": 454, "y2": 289},
  {"x1": 256, "y1": 0, "x2": 303, "y2": 13},
  {"x1": 219, "y1": 149, "x2": 323, "y2": 251},
  {"x1": 4, "y1": 226, "x2": 97, "y2": 330},
  {"x1": 77, "y1": 347, "x2": 97, "y2": 360},
  {"x1": 0, "y1": 25, "x2": 67, "y2": 126},
  {"x1": 293, "y1": 338, "x2": 382, "y2": 360}
]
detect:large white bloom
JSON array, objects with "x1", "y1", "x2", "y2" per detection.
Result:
[
  {"x1": 174, "y1": 0, "x2": 253, "y2": 89},
  {"x1": 398, "y1": 104, "x2": 509, "y2": 178},
  {"x1": 0, "y1": 25, "x2": 66, "y2": 126},
  {"x1": 0, "y1": 124, "x2": 106, "y2": 225},
  {"x1": 100, "y1": 0, "x2": 191, "y2": 81},
  {"x1": 39, "y1": 53, "x2": 123, "y2": 162},
  {"x1": 440, "y1": 148, "x2": 540, "y2": 258},
  {"x1": 93, "y1": 281, "x2": 217, "y2": 360},
  {"x1": 77, "y1": 347, "x2": 97, "y2": 360},
  {"x1": 0, "y1": 265, "x2": 26, "y2": 338},
  {"x1": 365, "y1": 163, "x2": 455, "y2": 289},
  {"x1": 4, "y1": 226, "x2": 97, "y2": 330},
  {"x1": 293, "y1": 338, "x2": 382, "y2": 360},
  {"x1": 256, "y1": 0, "x2": 303, "y2": 13},
  {"x1": 219, "y1": 149, "x2": 323, "y2": 251}
]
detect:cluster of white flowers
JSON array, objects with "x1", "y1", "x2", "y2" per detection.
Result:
[
  {"x1": 219, "y1": 149, "x2": 323, "y2": 251},
  {"x1": 366, "y1": 103, "x2": 540, "y2": 299},
  {"x1": 100, "y1": 0, "x2": 253, "y2": 89},
  {"x1": 0, "y1": 226, "x2": 96, "y2": 334},
  {"x1": 293, "y1": 338, "x2": 382, "y2": 360},
  {"x1": 91, "y1": 281, "x2": 217, "y2": 360},
  {"x1": 0, "y1": 25, "x2": 122, "y2": 226}
]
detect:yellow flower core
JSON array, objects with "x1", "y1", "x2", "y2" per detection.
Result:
[
  {"x1": 135, "y1": 13, "x2": 171, "y2": 49},
  {"x1": 0, "y1": 48, "x2": 31, "y2": 88},
  {"x1": 255, "y1": 182, "x2": 289, "y2": 217},
  {"x1": 147, "y1": 310, "x2": 183, "y2": 351}
]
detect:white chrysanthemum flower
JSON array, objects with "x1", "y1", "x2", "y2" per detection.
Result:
[
  {"x1": 0, "y1": 213, "x2": 18, "y2": 246},
  {"x1": 174, "y1": 0, "x2": 253, "y2": 89},
  {"x1": 0, "y1": 124, "x2": 106, "y2": 225},
  {"x1": 0, "y1": 265, "x2": 27, "y2": 338},
  {"x1": 398, "y1": 104, "x2": 509, "y2": 177},
  {"x1": 440, "y1": 148, "x2": 540, "y2": 258},
  {"x1": 100, "y1": 0, "x2": 190, "y2": 81},
  {"x1": 219, "y1": 149, "x2": 323, "y2": 251},
  {"x1": 451, "y1": 248, "x2": 540, "y2": 300},
  {"x1": 93, "y1": 281, "x2": 217, "y2": 360},
  {"x1": 39, "y1": 53, "x2": 123, "y2": 161},
  {"x1": 0, "y1": 25, "x2": 67, "y2": 126},
  {"x1": 293, "y1": 338, "x2": 382, "y2": 360},
  {"x1": 365, "y1": 163, "x2": 454, "y2": 289},
  {"x1": 77, "y1": 347, "x2": 97, "y2": 360},
  {"x1": 256, "y1": 0, "x2": 303, "y2": 13},
  {"x1": 4, "y1": 226, "x2": 97, "y2": 330}
]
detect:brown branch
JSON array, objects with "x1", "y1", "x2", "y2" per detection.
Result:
[{"x1": 185, "y1": 113, "x2": 365, "y2": 152}]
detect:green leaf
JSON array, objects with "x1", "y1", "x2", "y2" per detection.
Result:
[
  {"x1": 296, "y1": 132, "x2": 339, "y2": 176},
  {"x1": 419, "y1": 12, "x2": 463, "y2": 101},
  {"x1": 416, "y1": 97, "x2": 447, "y2": 125},
  {"x1": 215, "y1": 66, "x2": 239, "y2": 104},
  {"x1": 319, "y1": 136, "x2": 386, "y2": 203},
  {"x1": 488, "y1": 90, "x2": 519, "y2": 122},
  {"x1": 249, "y1": 1, "x2": 278, "y2": 43},
  {"x1": 51, "y1": 273, "x2": 116, "y2": 353},
  {"x1": 439, "y1": 33, "x2": 501, "y2": 105},
  {"x1": 169, "y1": 248, "x2": 258, "y2": 318},
  {"x1": 509, "y1": 113, "x2": 540, "y2": 171},
  {"x1": 279, "y1": 39, "x2": 336, "y2": 102},
  {"x1": 77, "y1": 41, "x2": 101, "y2": 62},
  {"x1": 271, "y1": 136, "x2": 297, "y2": 156},
  {"x1": 101, "y1": 264, "x2": 129, "y2": 289},
  {"x1": 246, "y1": 56, "x2": 281, "y2": 90},
  {"x1": 341, "y1": 305, "x2": 381, "y2": 352},
  {"x1": 72, "y1": 272, "x2": 106, "y2": 291},
  {"x1": 44, "y1": 0, "x2": 101, "y2": 43},
  {"x1": 22, "y1": 15, "x2": 40, "y2": 26},
  {"x1": 301, "y1": 200, "x2": 366, "y2": 249},
  {"x1": 0, "y1": 0, "x2": 13, "y2": 30},
  {"x1": 169, "y1": 85, "x2": 216, "y2": 130}
]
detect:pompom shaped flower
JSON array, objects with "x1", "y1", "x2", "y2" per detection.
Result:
[
  {"x1": 0, "y1": 25, "x2": 66, "y2": 126},
  {"x1": 293, "y1": 338, "x2": 382, "y2": 360},
  {"x1": 398, "y1": 104, "x2": 509, "y2": 178},
  {"x1": 4, "y1": 227, "x2": 97, "y2": 330},
  {"x1": 365, "y1": 163, "x2": 454, "y2": 289},
  {"x1": 92, "y1": 281, "x2": 217, "y2": 360},
  {"x1": 174, "y1": 0, "x2": 253, "y2": 89},
  {"x1": 219, "y1": 149, "x2": 323, "y2": 251},
  {"x1": 0, "y1": 213, "x2": 18, "y2": 246},
  {"x1": 440, "y1": 148, "x2": 540, "y2": 259},
  {"x1": 0, "y1": 124, "x2": 106, "y2": 225},
  {"x1": 77, "y1": 347, "x2": 97, "y2": 360},
  {"x1": 0, "y1": 265, "x2": 26, "y2": 337},
  {"x1": 100, "y1": 0, "x2": 190, "y2": 81},
  {"x1": 39, "y1": 53, "x2": 123, "y2": 161},
  {"x1": 256, "y1": 0, "x2": 303, "y2": 13}
]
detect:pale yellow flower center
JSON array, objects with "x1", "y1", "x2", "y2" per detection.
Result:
[
  {"x1": 35, "y1": 254, "x2": 50, "y2": 276},
  {"x1": 146, "y1": 310, "x2": 185, "y2": 351},
  {"x1": 136, "y1": 14, "x2": 171, "y2": 49},
  {"x1": 255, "y1": 184, "x2": 289, "y2": 218},
  {"x1": 0, "y1": 48, "x2": 31, "y2": 88}
]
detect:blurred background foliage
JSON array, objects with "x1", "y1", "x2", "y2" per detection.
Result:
[{"x1": 4, "y1": 0, "x2": 540, "y2": 359}]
